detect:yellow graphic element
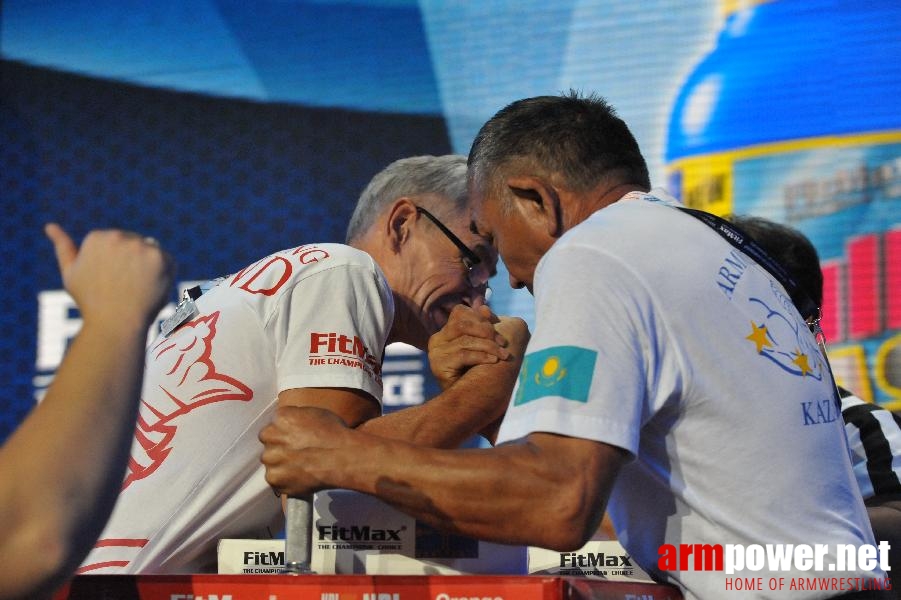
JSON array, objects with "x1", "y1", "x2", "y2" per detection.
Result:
[
  {"x1": 666, "y1": 130, "x2": 901, "y2": 216},
  {"x1": 792, "y1": 351, "x2": 812, "y2": 376},
  {"x1": 746, "y1": 322, "x2": 772, "y2": 354},
  {"x1": 829, "y1": 344, "x2": 875, "y2": 404},
  {"x1": 535, "y1": 356, "x2": 567, "y2": 387},
  {"x1": 827, "y1": 338, "x2": 901, "y2": 412},
  {"x1": 674, "y1": 153, "x2": 733, "y2": 215},
  {"x1": 875, "y1": 331, "x2": 901, "y2": 407},
  {"x1": 719, "y1": 0, "x2": 773, "y2": 19}
]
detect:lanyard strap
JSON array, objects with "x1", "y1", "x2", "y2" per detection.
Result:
[
  {"x1": 675, "y1": 205, "x2": 844, "y2": 409},
  {"x1": 675, "y1": 206, "x2": 820, "y2": 324}
]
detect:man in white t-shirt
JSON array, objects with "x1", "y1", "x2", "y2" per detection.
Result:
[
  {"x1": 730, "y1": 214, "x2": 901, "y2": 586},
  {"x1": 259, "y1": 95, "x2": 891, "y2": 599},
  {"x1": 80, "y1": 155, "x2": 527, "y2": 574}
]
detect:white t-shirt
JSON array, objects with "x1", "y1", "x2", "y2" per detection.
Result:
[
  {"x1": 81, "y1": 243, "x2": 393, "y2": 574},
  {"x1": 496, "y1": 190, "x2": 883, "y2": 599}
]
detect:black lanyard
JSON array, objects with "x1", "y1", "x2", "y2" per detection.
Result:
[
  {"x1": 675, "y1": 205, "x2": 845, "y2": 409},
  {"x1": 675, "y1": 206, "x2": 820, "y2": 323}
]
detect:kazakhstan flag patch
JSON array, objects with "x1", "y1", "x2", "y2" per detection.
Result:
[{"x1": 514, "y1": 345, "x2": 597, "y2": 406}]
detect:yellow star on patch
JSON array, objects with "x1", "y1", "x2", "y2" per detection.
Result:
[
  {"x1": 793, "y1": 351, "x2": 812, "y2": 376},
  {"x1": 746, "y1": 322, "x2": 772, "y2": 354}
]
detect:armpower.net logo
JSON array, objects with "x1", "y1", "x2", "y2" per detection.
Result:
[{"x1": 658, "y1": 542, "x2": 892, "y2": 594}]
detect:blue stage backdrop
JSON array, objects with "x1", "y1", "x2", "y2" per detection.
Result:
[
  {"x1": 2, "y1": 0, "x2": 900, "y2": 443},
  {"x1": 0, "y1": 58, "x2": 452, "y2": 440}
]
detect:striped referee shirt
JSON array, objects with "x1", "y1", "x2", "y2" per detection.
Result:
[{"x1": 840, "y1": 386, "x2": 901, "y2": 501}]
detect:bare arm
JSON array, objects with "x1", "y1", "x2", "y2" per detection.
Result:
[
  {"x1": 260, "y1": 406, "x2": 627, "y2": 551},
  {"x1": 277, "y1": 387, "x2": 380, "y2": 426},
  {"x1": 357, "y1": 308, "x2": 529, "y2": 448},
  {"x1": 0, "y1": 225, "x2": 173, "y2": 600}
]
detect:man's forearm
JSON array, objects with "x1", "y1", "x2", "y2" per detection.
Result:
[
  {"x1": 358, "y1": 358, "x2": 518, "y2": 448},
  {"x1": 307, "y1": 430, "x2": 615, "y2": 551},
  {"x1": 0, "y1": 318, "x2": 148, "y2": 598}
]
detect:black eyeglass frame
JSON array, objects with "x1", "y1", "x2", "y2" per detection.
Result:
[{"x1": 415, "y1": 206, "x2": 489, "y2": 290}]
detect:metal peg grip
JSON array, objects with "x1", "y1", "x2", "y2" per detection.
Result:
[{"x1": 283, "y1": 495, "x2": 315, "y2": 574}]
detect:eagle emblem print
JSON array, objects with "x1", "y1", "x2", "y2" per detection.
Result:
[{"x1": 125, "y1": 311, "x2": 252, "y2": 489}]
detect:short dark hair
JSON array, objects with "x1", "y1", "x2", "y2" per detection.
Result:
[
  {"x1": 729, "y1": 215, "x2": 824, "y2": 308},
  {"x1": 467, "y1": 91, "x2": 650, "y2": 196}
]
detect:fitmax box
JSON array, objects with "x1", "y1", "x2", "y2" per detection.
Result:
[
  {"x1": 528, "y1": 540, "x2": 655, "y2": 582},
  {"x1": 218, "y1": 538, "x2": 285, "y2": 574},
  {"x1": 218, "y1": 491, "x2": 652, "y2": 581},
  {"x1": 311, "y1": 490, "x2": 527, "y2": 574},
  {"x1": 219, "y1": 490, "x2": 527, "y2": 575}
]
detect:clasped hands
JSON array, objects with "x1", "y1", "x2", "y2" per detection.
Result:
[{"x1": 259, "y1": 303, "x2": 529, "y2": 498}]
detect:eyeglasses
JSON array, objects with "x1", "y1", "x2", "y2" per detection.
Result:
[{"x1": 416, "y1": 206, "x2": 492, "y2": 294}]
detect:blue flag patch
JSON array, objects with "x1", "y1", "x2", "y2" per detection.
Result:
[{"x1": 514, "y1": 345, "x2": 597, "y2": 406}]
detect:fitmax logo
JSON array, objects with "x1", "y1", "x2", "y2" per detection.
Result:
[
  {"x1": 317, "y1": 525, "x2": 403, "y2": 542},
  {"x1": 561, "y1": 552, "x2": 633, "y2": 568},
  {"x1": 243, "y1": 551, "x2": 284, "y2": 565},
  {"x1": 309, "y1": 331, "x2": 381, "y2": 375},
  {"x1": 310, "y1": 332, "x2": 374, "y2": 359}
]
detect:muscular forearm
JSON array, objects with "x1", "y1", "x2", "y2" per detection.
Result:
[
  {"x1": 0, "y1": 317, "x2": 149, "y2": 598},
  {"x1": 358, "y1": 358, "x2": 518, "y2": 448},
  {"x1": 309, "y1": 431, "x2": 615, "y2": 551}
]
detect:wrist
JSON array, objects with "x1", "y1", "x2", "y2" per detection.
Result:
[
  {"x1": 328, "y1": 430, "x2": 384, "y2": 495},
  {"x1": 79, "y1": 313, "x2": 154, "y2": 345}
]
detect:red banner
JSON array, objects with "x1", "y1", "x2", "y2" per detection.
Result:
[{"x1": 54, "y1": 574, "x2": 682, "y2": 600}]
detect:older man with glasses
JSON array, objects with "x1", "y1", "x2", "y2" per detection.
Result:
[
  {"x1": 80, "y1": 154, "x2": 529, "y2": 575},
  {"x1": 415, "y1": 205, "x2": 492, "y2": 300}
]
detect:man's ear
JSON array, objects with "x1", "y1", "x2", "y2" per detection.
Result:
[
  {"x1": 384, "y1": 198, "x2": 418, "y2": 252},
  {"x1": 506, "y1": 175, "x2": 564, "y2": 238}
]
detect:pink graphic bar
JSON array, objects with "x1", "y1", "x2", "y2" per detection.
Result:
[
  {"x1": 820, "y1": 260, "x2": 843, "y2": 343},
  {"x1": 886, "y1": 229, "x2": 901, "y2": 331},
  {"x1": 847, "y1": 234, "x2": 881, "y2": 340}
]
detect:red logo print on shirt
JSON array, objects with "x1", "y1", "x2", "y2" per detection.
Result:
[
  {"x1": 230, "y1": 245, "x2": 331, "y2": 296},
  {"x1": 124, "y1": 311, "x2": 252, "y2": 489}
]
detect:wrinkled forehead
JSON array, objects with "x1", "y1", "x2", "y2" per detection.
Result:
[
  {"x1": 466, "y1": 178, "x2": 502, "y2": 241},
  {"x1": 461, "y1": 211, "x2": 499, "y2": 274},
  {"x1": 424, "y1": 193, "x2": 496, "y2": 273},
  {"x1": 474, "y1": 236, "x2": 499, "y2": 277}
]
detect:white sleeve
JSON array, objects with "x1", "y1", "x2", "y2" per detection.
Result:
[
  {"x1": 267, "y1": 260, "x2": 393, "y2": 403},
  {"x1": 496, "y1": 242, "x2": 671, "y2": 455}
]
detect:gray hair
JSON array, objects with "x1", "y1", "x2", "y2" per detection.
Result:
[
  {"x1": 346, "y1": 155, "x2": 469, "y2": 243},
  {"x1": 468, "y1": 91, "x2": 650, "y2": 198}
]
